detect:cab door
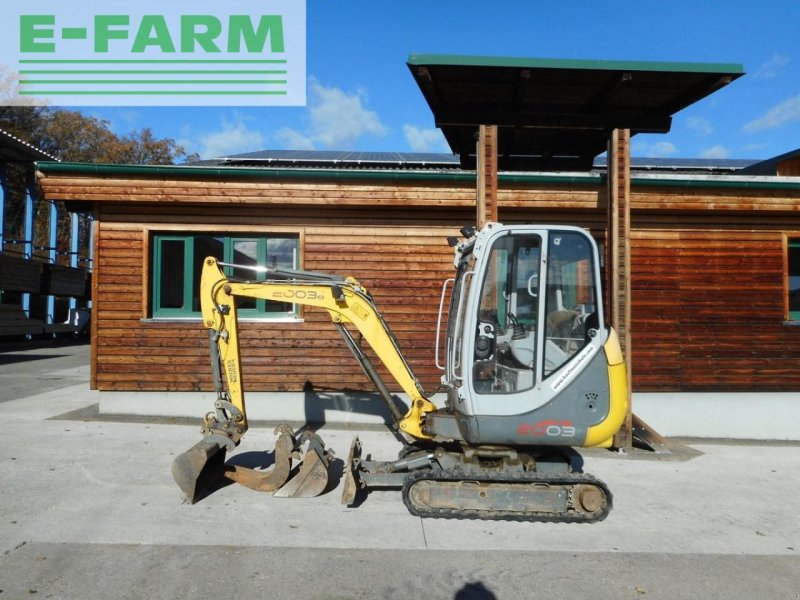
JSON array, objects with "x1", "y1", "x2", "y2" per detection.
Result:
[{"x1": 461, "y1": 226, "x2": 606, "y2": 418}]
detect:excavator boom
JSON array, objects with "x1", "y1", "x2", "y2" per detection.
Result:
[{"x1": 172, "y1": 257, "x2": 436, "y2": 502}]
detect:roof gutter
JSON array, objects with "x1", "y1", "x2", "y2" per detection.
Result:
[
  {"x1": 36, "y1": 161, "x2": 800, "y2": 191},
  {"x1": 35, "y1": 161, "x2": 602, "y2": 186}
]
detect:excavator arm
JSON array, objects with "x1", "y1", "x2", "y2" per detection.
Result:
[
  {"x1": 200, "y1": 256, "x2": 437, "y2": 439},
  {"x1": 173, "y1": 257, "x2": 437, "y2": 503}
]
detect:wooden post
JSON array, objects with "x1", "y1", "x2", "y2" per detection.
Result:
[
  {"x1": 608, "y1": 128, "x2": 633, "y2": 448},
  {"x1": 476, "y1": 124, "x2": 498, "y2": 227}
]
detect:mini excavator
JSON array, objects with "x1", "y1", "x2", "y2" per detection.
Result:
[{"x1": 172, "y1": 223, "x2": 628, "y2": 522}]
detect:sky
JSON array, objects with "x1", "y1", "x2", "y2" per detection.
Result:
[{"x1": 85, "y1": 0, "x2": 800, "y2": 162}]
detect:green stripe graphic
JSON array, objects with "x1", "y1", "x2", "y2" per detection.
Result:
[
  {"x1": 20, "y1": 59, "x2": 287, "y2": 64},
  {"x1": 22, "y1": 80, "x2": 287, "y2": 85},
  {"x1": 16, "y1": 58, "x2": 294, "y2": 100},
  {"x1": 20, "y1": 70, "x2": 287, "y2": 74},
  {"x1": 19, "y1": 90, "x2": 289, "y2": 95}
]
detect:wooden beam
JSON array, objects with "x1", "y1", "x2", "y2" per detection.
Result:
[
  {"x1": 476, "y1": 124, "x2": 498, "y2": 227},
  {"x1": 436, "y1": 111, "x2": 672, "y2": 133},
  {"x1": 608, "y1": 128, "x2": 633, "y2": 448}
]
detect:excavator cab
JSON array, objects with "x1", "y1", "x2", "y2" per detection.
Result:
[{"x1": 428, "y1": 223, "x2": 625, "y2": 449}]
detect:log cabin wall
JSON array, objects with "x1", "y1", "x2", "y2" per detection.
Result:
[
  {"x1": 630, "y1": 181, "x2": 800, "y2": 392},
  {"x1": 38, "y1": 168, "x2": 800, "y2": 396}
]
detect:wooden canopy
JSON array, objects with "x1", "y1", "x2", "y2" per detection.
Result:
[
  {"x1": 407, "y1": 54, "x2": 743, "y2": 171},
  {"x1": 408, "y1": 53, "x2": 744, "y2": 448}
]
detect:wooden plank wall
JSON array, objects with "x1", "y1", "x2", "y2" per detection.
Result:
[
  {"x1": 40, "y1": 171, "x2": 800, "y2": 396},
  {"x1": 632, "y1": 224, "x2": 800, "y2": 391},
  {"x1": 94, "y1": 216, "x2": 459, "y2": 393}
]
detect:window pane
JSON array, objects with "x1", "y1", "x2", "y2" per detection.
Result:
[
  {"x1": 192, "y1": 237, "x2": 224, "y2": 312},
  {"x1": 789, "y1": 243, "x2": 800, "y2": 316},
  {"x1": 267, "y1": 237, "x2": 297, "y2": 269},
  {"x1": 266, "y1": 237, "x2": 298, "y2": 313},
  {"x1": 159, "y1": 240, "x2": 185, "y2": 309},
  {"x1": 544, "y1": 232, "x2": 595, "y2": 377},
  {"x1": 472, "y1": 235, "x2": 540, "y2": 394},
  {"x1": 153, "y1": 233, "x2": 299, "y2": 318},
  {"x1": 232, "y1": 239, "x2": 258, "y2": 310}
]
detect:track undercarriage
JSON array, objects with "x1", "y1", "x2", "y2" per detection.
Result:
[{"x1": 342, "y1": 437, "x2": 612, "y2": 523}]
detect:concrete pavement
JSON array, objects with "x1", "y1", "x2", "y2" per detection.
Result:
[{"x1": 1, "y1": 343, "x2": 799, "y2": 599}]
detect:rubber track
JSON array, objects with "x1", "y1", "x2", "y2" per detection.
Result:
[{"x1": 401, "y1": 468, "x2": 613, "y2": 524}]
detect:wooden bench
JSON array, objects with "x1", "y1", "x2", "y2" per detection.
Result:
[{"x1": 0, "y1": 254, "x2": 42, "y2": 293}]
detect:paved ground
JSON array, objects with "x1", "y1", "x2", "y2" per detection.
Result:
[
  {"x1": 1, "y1": 342, "x2": 799, "y2": 599},
  {"x1": 0, "y1": 339, "x2": 90, "y2": 403}
]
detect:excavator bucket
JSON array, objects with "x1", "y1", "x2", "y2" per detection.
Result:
[
  {"x1": 223, "y1": 425, "x2": 297, "y2": 492},
  {"x1": 172, "y1": 436, "x2": 230, "y2": 504},
  {"x1": 274, "y1": 431, "x2": 333, "y2": 498}
]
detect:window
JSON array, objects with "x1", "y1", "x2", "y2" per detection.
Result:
[
  {"x1": 151, "y1": 233, "x2": 299, "y2": 319},
  {"x1": 472, "y1": 234, "x2": 541, "y2": 394},
  {"x1": 544, "y1": 231, "x2": 597, "y2": 377},
  {"x1": 788, "y1": 239, "x2": 800, "y2": 320}
]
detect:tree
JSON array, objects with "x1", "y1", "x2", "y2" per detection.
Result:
[
  {"x1": 120, "y1": 127, "x2": 199, "y2": 165},
  {"x1": 1, "y1": 101, "x2": 200, "y2": 317},
  {"x1": 0, "y1": 108, "x2": 199, "y2": 165}
]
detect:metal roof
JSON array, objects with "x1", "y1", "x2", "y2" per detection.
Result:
[
  {"x1": 407, "y1": 54, "x2": 744, "y2": 171},
  {"x1": 197, "y1": 149, "x2": 460, "y2": 169},
  {"x1": 190, "y1": 149, "x2": 758, "y2": 175},
  {"x1": 0, "y1": 128, "x2": 59, "y2": 163},
  {"x1": 37, "y1": 160, "x2": 800, "y2": 194}
]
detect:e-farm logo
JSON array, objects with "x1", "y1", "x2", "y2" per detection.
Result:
[{"x1": 1, "y1": 1, "x2": 306, "y2": 106}]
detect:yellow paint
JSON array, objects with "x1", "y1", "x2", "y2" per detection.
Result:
[
  {"x1": 399, "y1": 398, "x2": 437, "y2": 439},
  {"x1": 584, "y1": 330, "x2": 629, "y2": 447},
  {"x1": 604, "y1": 328, "x2": 625, "y2": 366},
  {"x1": 200, "y1": 257, "x2": 436, "y2": 441}
]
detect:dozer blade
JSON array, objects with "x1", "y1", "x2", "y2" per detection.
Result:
[
  {"x1": 274, "y1": 431, "x2": 332, "y2": 498},
  {"x1": 340, "y1": 436, "x2": 363, "y2": 506},
  {"x1": 223, "y1": 425, "x2": 296, "y2": 492},
  {"x1": 172, "y1": 435, "x2": 230, "y2": 504}
]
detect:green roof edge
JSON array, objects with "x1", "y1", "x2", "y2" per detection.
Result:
[
  {"x1": 36, "y1": 161, "x2": 800, "y2": 192},
  {"x1": 407, "y1": 53, "x2": 745, "y2": 76}
]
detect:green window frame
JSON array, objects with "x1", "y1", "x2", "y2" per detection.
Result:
[
  {"x1": 152, "y1": 233, "x2": 299, "y2": 319},
  {"x1": 788, "y1": 239, "x2": 800, "y2": 321}
]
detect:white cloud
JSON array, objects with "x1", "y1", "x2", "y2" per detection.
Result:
[
  {"x1": 685, "y1": 116, "x2": 713, "y2": 136},
  {"x1": 699, "y1": 145, "x2": 730, "y2": 159},
  {"x1": 403, "y1": 125, "x2": 448, "y2": 152},
  {"x1": 742, "y1": 94, "x2": 800, "y2": 133},
  {"x1": 644, "y1": 141, "x2": 678, "y2": 158},
  {"x1": 755, "y1": 53, "x2": 790, "y2": 78},
  {"x1": 188, "y1": 118, "x2": 265, "y2": 159},
  {"x1": 744, "y1": 142, "x2": 770, "y2": 153},
  {"x1": 274, "y1": 127, "x2": 314, "y2": 150},
  {"x1": 275, "y1": 78, "x2": 388, "y2": 149}
]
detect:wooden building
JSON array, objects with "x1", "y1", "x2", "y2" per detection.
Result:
[
  {"x1": 36, "y1": 152, "x2": 800, "y2": 439},
  {"x1": 32, "y1": 56, "x2": 800, "y2": 440},
  {"x1": 0, "y1": 128, "x2": 91, "y2": 338}
]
